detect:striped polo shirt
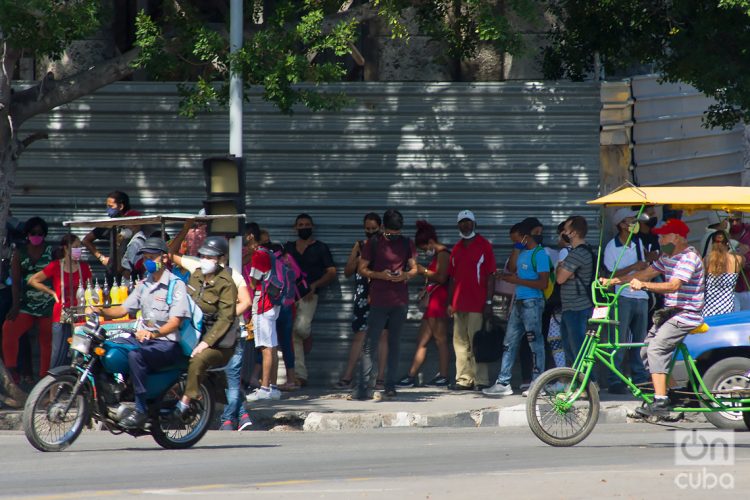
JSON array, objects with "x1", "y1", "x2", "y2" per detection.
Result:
[{"x1": 651, "y1": 246, "x2": 705, "y2": 327}]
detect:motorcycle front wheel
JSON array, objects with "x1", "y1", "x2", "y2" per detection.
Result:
[
  {"x1": 23, "y1": 374, "x2": 90, "y2": 452},
  {"x1": 151, "y1": 380, "x2": 213, "y2": 450}
]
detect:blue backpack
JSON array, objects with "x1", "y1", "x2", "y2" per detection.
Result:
[{"x1": 167, "y1": 278, "x2": 204, "y2": 356}]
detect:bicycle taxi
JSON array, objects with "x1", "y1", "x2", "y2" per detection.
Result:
[{"x1": 525, "y1": 185, "x2": 750, "y2": 447}]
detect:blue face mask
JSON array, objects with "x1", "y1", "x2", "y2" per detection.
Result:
[
  {"x1": 144, "y1": 258, "x2": 163, "y2": 274},
  {"x1": 106, "y1": 207, "x2": 120, "y2": 218}
]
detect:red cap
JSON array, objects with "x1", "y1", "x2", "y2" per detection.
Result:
[{"x1": 652, "y1": 218, "x2": 690, "y2": 238}]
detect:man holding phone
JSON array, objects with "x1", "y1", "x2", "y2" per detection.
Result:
[{"x1": 357, "y1": 209, "x2": 418, "y2": 399}]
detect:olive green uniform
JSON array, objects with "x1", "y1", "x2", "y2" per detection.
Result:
[{"x1": 184, "y1": 266, "x2": 238, "y2": 399}]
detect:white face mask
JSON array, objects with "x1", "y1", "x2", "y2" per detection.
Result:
[
  {"x1": 459, "y1": 230, "x2": 476, "y2": 240},
  {"x1": 199, "y1": 258, "x2": 217, "y2": 275}
]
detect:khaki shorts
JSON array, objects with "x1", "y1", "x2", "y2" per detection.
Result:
[{"x1": 293, "y1": 294, "x2": 319, "y2": 339}]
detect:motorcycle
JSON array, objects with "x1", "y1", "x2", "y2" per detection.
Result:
[{"x1": 23, "y1": 314, "x2": 225, "y2": 452}]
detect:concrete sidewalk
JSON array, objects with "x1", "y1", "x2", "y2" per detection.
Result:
[{"x1": 0, "y1": 387, "x2": 704, "y2": 432}]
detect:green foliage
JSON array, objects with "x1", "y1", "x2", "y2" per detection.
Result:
[
  {"x1": 544, "y1": 0, "x2": 750, "y2": 129},
  {"x1": 0, "y1": 0, "x2": 101, "y2": 59},
  {"x1": 135, "y1": 0, "x2": 359, "y2": 116}
]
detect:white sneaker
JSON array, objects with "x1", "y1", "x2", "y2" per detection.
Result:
[
  {"x1": 482, "y1": 382, "x2": 513, "y2": 397},
  {"x1": 270, "y1": 387, "x2": 281, "y2": 400},
  {"x1": 246, "y1": 388, "x2": 272, "y2": 402}
]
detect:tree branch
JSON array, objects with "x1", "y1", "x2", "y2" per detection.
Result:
[{"x1": 11, "y1": 47, "x2": 140, "y2": 127}]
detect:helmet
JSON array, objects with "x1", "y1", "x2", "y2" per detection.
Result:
[
  {"x1": 139, "y1": 237, "x2": 169, "y2": 255},
  {"x1": 198, "y1": 236, "x2": 229, "y2": 257}
]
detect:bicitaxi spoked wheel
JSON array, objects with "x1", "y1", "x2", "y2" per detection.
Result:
[{"x1": 526, "y1": 367, "x2": 600, "y2": 447}]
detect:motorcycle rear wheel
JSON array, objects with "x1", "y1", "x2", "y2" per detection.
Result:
[
  {"x1": 23, "y1": 374, "x2": 90, "y2": 452},
  {"x1": 151, "y1": 380, "x2": 213, "y2": 449}
]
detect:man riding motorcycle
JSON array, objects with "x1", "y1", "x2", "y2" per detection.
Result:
[{"x1": 89, "y1": 237, "x2": 190, "y2": 428}]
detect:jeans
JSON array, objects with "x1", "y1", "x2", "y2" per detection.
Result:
[
  {"x1": 277, "y1": 304, "x2": 294, "y2": 369},
  {"x1": 221, "y1": 337, "x2": 246, "y2": 423},
  {"x1": 608, "y1": 297, "x2": 649, "y2": 386},
  {"x1": 356, "y1": 305, "x2": 407, "y2": 394},
  {"x1": 561, "y1": 307, "x2": 593, "y2": 366},
  {"x1": 496, "y1": 298, "x2": 545, "y2": 386}
]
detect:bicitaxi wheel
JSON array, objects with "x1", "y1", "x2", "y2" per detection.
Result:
[{"x1": 526, "y1": 367, "x2": 600, "y2": 447}]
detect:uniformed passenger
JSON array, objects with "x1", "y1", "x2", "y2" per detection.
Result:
[
  {"x1": 89, "y1": 237, "x2": 189, "y2": 429},
  {"x1": 172, "y1": 236, "x2": 238, "y2": 418}
]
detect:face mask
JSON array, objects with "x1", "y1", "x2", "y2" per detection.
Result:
[
  {"x1": 365, "y1": 230, "x2": 379, "y2": 239},
  {"x1": 532, "y1": 234, "x2": 544, "y2": 245},
  {"x1": 425, "y1": 248, "x2": 436, "y2": 258},
  {"x1": 144, "y1": 258, "x2": 163, "y2": 274},
  {"x1": 459, "y1": 230, "x2": 476, "y2": 240},
  {"x1": 660, "y1": 243, "x2": 676, "y2": 255},
  {"x1": 298, "y1": 228, "x2": 313, "y2": 240},
  {"x1": 200, "y1": 258, "x2": 217, "y2": 274},
  {"x1": 627, "y1": 222, "x2": 640, "y2": 234},
  {"x1": 70, "y1": 247, "x2": 83, "y2": 261},
  {"x1": 106, "y1": 207, "x2": 120, "y2": 218},
  {"x1": 561, "y1": 233, "x2": 571, "y2": 244},
  {"x1": 647, "y1": 217, "x2": 658, "y2": 228},
  {"x1": 28, "y1": 235, "x2": 44, "y2": 246}
]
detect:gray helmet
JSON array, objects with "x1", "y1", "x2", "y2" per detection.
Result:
[
  {"x1": 198, "y1": 236, "x2": 229, "y2": 257},
  {"x1": 139, "y1": 237, "x2": 169, "y2": 255}
]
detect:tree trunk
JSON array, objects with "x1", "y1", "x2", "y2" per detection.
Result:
[{"x1": 0, "y1": 117, "x2": 27, "y2": 407}]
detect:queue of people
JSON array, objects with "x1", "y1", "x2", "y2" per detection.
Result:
[{"x1": 3, "y1": 193, "x2": 750, "y2": 417}]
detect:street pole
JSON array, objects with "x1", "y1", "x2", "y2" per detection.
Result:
[{"x1": 228, "y1": 0, "x2": 243, "y2": 272}]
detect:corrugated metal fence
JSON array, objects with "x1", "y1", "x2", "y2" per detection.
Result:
[
  {"x1": 631, "y1": 74, "x2": 747, "y2": 238},
  {"x1": 13, "y1": 81, "x2": 602, "y2": 385}
]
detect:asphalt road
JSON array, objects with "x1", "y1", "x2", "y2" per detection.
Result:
[{"x1": 1, "y1": 423, "x2": 747, "y2": 499}]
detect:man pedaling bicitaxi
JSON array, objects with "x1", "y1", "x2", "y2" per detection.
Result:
[{"x1": 605, "y1": 219, "x2": 705, "y2": 419}]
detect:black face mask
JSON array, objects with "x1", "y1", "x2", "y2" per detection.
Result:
[
  {"x1": 532, "y1": 234, "x2": 544, "y2": 245},
  {"x1": 561, "y1": 233, "x2": 571, "y2": 244},
  {"x1": 647, "y1": 217, "x2": 658, "y2": 228},
  {"x1": 365, "y1": 230, "x2": 379, "y2": 239},
  {"x1": 297, "y1": 228, "x2": 313, "y2": 240}
]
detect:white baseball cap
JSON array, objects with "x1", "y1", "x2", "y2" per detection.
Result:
[
  {"x1": 457, "y1": 210, "x2": 475, "y2": 223},
  {"x1": 613, "y1": 208, "x2": 637, "y2": 225}
]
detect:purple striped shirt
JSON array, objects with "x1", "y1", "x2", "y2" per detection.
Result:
[{"x1": 651, "y1": 247, "x2": 705, "y2": 327}]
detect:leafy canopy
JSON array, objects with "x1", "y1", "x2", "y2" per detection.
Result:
[
  {"x1": 543, "y1": 0, "x2": 750, "y2": 129},
  {"x1": 0, "y1": 0, "x2": 101, "y2": 58}
]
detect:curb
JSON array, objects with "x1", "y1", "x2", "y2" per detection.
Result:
[{"x1": 0, "y1": 403, "x2": 706, "y2": 433}]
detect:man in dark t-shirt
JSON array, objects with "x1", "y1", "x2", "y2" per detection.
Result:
[
  {"x1": 357, "y1": 209, "x2": 418, "y2": 399},
  {"x1": 283, "y1": 213, "x2": 336, "y2": 385}
]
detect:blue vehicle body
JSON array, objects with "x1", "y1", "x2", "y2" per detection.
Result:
[
  {"x1": 101, "y1": 340, "x2": 189, "y2": 401},
  {"x1": 677, "y1": 311, "x2": 750, "y2": 361}
]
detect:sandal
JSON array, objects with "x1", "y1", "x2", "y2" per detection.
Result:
[
  {"x1": 374, "y1": 379, "x2": 385, "y2": 391},
  {"x1": 278, "y1": 382, "x2": 300, "y2": 392},
  {"x1": 333, "y1": 378, "x2": 352, "y2": 390}
]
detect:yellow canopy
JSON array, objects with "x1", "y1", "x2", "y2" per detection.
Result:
[{"x1": 588, "y1": 186, "x2": 750, "y2": 212}]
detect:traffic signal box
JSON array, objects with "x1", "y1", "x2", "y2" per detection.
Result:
[{"x1": 202, "y1": 156, "x2": 245, "y2": 236}]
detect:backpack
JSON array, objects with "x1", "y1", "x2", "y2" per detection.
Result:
[
  {"x1": 473, "y1": 318, "x2": 506, "y2": 363},
  {"x1": 256, "y1": 247, "x2": 293, "y2": 307},
  {"x1": 167, "y1": 278, "x2": 205, "y2": 356},
  {"x1": 575, "y1": 244, "x2": 608, "y2": 304},
  {"x1": 530, "y1": 246, "x2": 556, "y2": 300},
  {"x1": 279, "y1": 252, "x2": 302, "y2": 305}
]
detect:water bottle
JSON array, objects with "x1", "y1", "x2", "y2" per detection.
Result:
[
  {"x1": 94, "y1": 278, "x2": 103, "y2": 305},
  {"x1": 103, "y1": 279, "x2": 111, "y2": 307},
  {"x1": 75, "y1": 278, "x2": 85, "y2": 307}
]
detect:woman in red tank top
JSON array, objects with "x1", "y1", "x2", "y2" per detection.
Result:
[{"x1": 396, "y1": 220, "x2": 451, "y2": 388}]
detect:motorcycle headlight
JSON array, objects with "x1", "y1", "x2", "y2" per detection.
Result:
[{"x1": 71, "y1": 334, "x2": 92, "y2": 355}]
